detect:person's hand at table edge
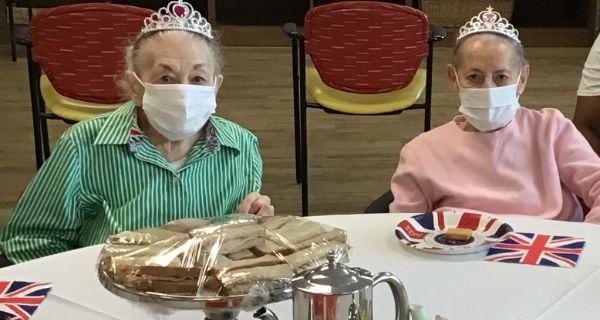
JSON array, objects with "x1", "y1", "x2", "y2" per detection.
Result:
[{"x1": 236, "y1": 192, "x2": 274, "y2": 216}]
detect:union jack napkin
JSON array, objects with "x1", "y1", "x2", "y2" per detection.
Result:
[
  {"x1": 0, "y1": 281, "x2": 52, "y2": 320},
  {"x1": 485, "y1": 232, "x2": 585, "y2": 268}
]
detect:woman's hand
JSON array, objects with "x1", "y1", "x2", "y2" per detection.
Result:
[{"x1": 236, "y1": 192, "x2": 274, "y2": 216}]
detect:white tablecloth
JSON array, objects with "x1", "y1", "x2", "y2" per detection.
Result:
[{"x1": 2, "y1": 213, "x2": 600, "y2": 320}]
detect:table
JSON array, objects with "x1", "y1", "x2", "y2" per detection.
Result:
[{"x1": 1, "y1": 213, "x2": 599, "y2": 319}]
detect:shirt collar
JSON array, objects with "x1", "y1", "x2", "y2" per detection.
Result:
[
  {"x1": 207, "y1": 116, "x2": 242, "y2": 151},
  {"x1": 93, "y1": 102, "x2": 242, "y2": 152},
  {"x1": 93, "y1": 101, "x2": 136, "y2": 145}
]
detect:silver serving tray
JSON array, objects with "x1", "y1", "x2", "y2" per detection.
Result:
[{"x1": 97, "y1": 266, "x2": 292, "y2": 311}]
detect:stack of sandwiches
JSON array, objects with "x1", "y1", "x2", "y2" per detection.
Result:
[{"x1": 100, "y1": 215, "x2": 348, "y2": 296}]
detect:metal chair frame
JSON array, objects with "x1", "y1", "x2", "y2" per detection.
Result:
[
  {"x1": 21, "y1": 3, "x2": 151, "y2": 168},
  {"x1": 283, "y1": 2, "x2": 446, "y2": 216}
]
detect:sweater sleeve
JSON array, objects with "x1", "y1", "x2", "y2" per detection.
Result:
[
  {"x1": 552, "y1": 111, "x2": 600, "y2": 223},
  {"x1": 389, "y1": 145, "x2": 432, "y2": 213}
]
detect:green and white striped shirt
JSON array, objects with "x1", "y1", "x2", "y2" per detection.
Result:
[{"x1": 1, "y1": 102, "x2": 262, "y2": 263}]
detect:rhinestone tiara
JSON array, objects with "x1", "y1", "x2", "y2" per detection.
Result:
[
  {"x1": 457, "y1": 6, "x2": 519, "y2": 43},
  {"x1": 142, "y1": 0, "x2": 213, "y2": 39}
]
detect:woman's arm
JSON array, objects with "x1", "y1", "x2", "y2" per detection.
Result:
[
  {"x1": 389, "y1": 145, "x2": 432, "y2": 213},
  {"x1": 553, "y1": 113, "x2": 600, "y2": 223},
  {"x1": 0, "y1": 134, "x2": 83, "y2": 263},
  {"x1": 235, "y1": 137, "x2": 274, "y2": 216},
  {"x1": 575, "y1": 35, "x2": 600, "y2": 155},
  {"x1": 573, "y1": 95, "x2": 600, "y2": 155}
]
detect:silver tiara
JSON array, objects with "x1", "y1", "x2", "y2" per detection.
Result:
[
  {"x1": 142, "y1": 0, "x2": 213, "y2": 39},
  {"x1": 458, "y1": 6, "x2": 519, "y2": 43}
]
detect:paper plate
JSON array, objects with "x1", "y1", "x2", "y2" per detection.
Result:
[{"x1": 395, "y1": 210, "x2": 513, "y2": 255}]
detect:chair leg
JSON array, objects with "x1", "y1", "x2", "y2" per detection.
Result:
[
  {"x1": 29, "y1": 104, "x2": 45, "y2": 169},
  {"x1": 294, "y1": 102, "x2": 302, "y2": 184},
  {"x1": 25, "y1": 42, "x2": 44, "y2": 168},
  {"x1": 31, "y1": 117, "x2": 44, "y2": 169},
  {"x1": 38, "y1": 98, "x2": 51, "y2": 161},
  {"x1": 424, "y1": 102, "x2": 431, "y2": 132},
  {"x1": 300, "y1": 104, "x2": 308, "y2": 217},
  {"x1": 424, "y1": 39, "x2": 434, "y2": 132},
  {"x1": 8, "y1": 0, "x2": 17, "y2": 62},
  {"x1": 30, "y1": 59, "x2": 52, "y2": 161},
  {"x1": 40, "y1": 117, "x2": 51, "y2": 160},
  {"x1": 298, "y1": 40, "x2": 309, "y2": 216},
  {"x1": 291, "y1": 39, "x2": 302, "y2": 184}
]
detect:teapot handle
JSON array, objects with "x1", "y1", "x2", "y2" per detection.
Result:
[{"x1": 373, "y1": 272, "x2": 410, "y2": 320}]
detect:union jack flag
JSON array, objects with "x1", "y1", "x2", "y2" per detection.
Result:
[
  {"x1": 485, "y1": 233, "x2": 585, "y2": 268},
  {"x1": 0, "y1": 281, "x2": 52, "y2": 320}
]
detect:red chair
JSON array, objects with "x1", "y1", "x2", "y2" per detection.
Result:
[
  {"x1": 283, "y1": 1, "x2": 446, "y2": 216},
  {"x1": 7, "y1": 0, "x2": 92, "y2": 62},
  {"x1": 25, "y1": 3, "x2": 153, "y2": 168}
]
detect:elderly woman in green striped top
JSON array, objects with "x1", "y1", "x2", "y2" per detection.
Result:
[{"x1": 0, "y1": 1, "x2": 274, "y2": 264}]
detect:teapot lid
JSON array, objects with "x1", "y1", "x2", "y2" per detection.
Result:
[{"x1": 292, "y1": 250, "x2": 371, "y2": 295}]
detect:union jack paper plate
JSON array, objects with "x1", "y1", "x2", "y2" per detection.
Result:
[{"x1": 395, "y1": 210, "x2": 514, "y2": 255}]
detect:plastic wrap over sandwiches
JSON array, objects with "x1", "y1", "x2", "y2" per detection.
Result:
[{"x1": 98, "y1": 214, "x2": 349, "y2": 298}]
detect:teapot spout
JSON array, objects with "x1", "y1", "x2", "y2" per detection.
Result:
[{"x1": 253, "y1": 307, "x2": 279, "y2": 320}]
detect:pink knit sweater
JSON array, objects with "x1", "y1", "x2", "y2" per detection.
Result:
[{"x1": 390, "y1": 107, "x2": 600, "y2": 224}]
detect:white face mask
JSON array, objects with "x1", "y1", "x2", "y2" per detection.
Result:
[
  {"x1": 134, "y1": 73, "x2": 217, "y2": 141},
  {"x1": 456, "y1": 70, "x2": 522, "y2": 132}
]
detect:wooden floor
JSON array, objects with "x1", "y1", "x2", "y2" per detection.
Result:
[{"x1": 0, "y1": 43, "x2": 590, "y2": 225}]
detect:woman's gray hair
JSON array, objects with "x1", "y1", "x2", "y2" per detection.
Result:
[
  {"x1": 118, "y1": 30, "x2": 223, "y2": 99},
  {"x1": 452, "y1": 32, "x2": 527, "y2": 68},
  {"x1": 124, "y1": 29, "x2": 223, "y2": 75}
]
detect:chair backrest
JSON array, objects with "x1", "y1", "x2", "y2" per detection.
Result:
[
  {"x1": 30, "y1": 3, "x2": 153, "y2": 104},
  {"x1": 304, "y1": 1, "x2": 429, "y2": 94}
]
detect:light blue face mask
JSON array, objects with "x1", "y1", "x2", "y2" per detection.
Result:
[{"x1": 455, "y1": 69, "x2": 522, "y2": 132}]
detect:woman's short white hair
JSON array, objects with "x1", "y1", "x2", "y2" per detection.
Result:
[{"x1": 452, "y1": 32, "x2": 527, "y2": 68}]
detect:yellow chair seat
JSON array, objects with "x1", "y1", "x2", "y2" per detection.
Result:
[
  {"x1": 40, "y1": 74, "x2": 122, "y2": 122},
  {"x1": 305, "y1": 67, "x2": 426, "y2": 114}
]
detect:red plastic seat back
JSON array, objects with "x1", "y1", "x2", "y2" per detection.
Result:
[
  {"x1": 305, "y1": 1, "x2": 429, "y2": 94},
  {"x1": 30, "y1": 3, "x2": 153, "y2": 104}
]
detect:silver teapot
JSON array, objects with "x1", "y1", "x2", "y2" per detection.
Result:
[{"x1": 255, "y1": 250, "x2": 410, "y2": 320}]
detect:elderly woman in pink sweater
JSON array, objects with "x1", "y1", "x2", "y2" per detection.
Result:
[{"x1": 390, "y1": 7, "x2": 600, "y2": 224}]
